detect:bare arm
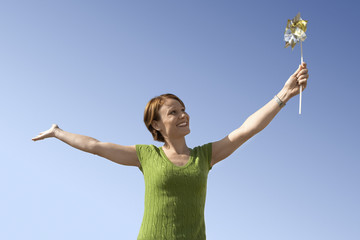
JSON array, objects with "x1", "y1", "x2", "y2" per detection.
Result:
[
  {"x1": 32, "y1": 124, "x2": 140, "y2": 167},
  {"x1": 211, "y1": 63, "x2": 309, "y2": 166}
]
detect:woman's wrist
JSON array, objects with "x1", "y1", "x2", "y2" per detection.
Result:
[
  {"x1": 276, "y1": 87, "x2": 291, "y2": 104},
  {"x1": 53, "y1": 126, "x2": 62, "y2": 139}
]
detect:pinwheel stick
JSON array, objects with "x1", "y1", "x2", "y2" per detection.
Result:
[{"x1": 299, "y1": 41, "x2": 303, "y2": 115}]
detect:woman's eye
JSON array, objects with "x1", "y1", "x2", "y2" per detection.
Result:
[{"x1": 170, "y1": 110, "x2": 176, "y2": 115}]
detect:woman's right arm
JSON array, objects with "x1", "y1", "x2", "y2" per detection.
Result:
[{"x1": 32, "y1": 124, "x2": 140, "y2": 167}]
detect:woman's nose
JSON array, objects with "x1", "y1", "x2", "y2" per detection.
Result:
[{"x1": 180, "y1": 112, "x2": 188, "y2": 119}]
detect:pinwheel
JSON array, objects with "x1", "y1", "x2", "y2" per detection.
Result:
[{"x1": 284, "y1": 12, "x2": 308, "y2": 114}]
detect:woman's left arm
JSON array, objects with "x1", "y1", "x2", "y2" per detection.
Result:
[{"x1": 211, "y1": 63, "x2": 309, "y2": 166}]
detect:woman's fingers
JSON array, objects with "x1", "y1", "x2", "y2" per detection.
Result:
[
  {"x1": 297, "y1": 74, "x2": 308, "y2": 81},
  {"x1": 296, "y1": 65, "x2": 308, "y2": 87},
  {"x1": 298, "y1": 73, "x2": 308, "y2": 91},
  {"x1": 293, "y1": 64, "x2": 303, "y2": 77},
  {"x1": 296, "y1": 68, "x2": 308, "y2": 78},
  {"x1": 34, "y1": 134, "x2": 49, "y2": 141},
  {"x1": 32, "y1": 124, "x2": 58, "y2": 141},
  {"x1": 33, "y1": 132, "x2": 46, "y2": 140},
  {"x1": 32, "y1": 135, "x2": 42, "y2": 141},
  {"x1": 298, "y1": 78, "x2": 307, "y2": 84},
  {"x1": 299, "y1": 79, "x2": 308, "y2": 86},
  {"x1": 297, "y1": 72, "x2": 308, "y2": 82}
]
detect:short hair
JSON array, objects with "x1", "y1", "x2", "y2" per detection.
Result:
[{"x1": 143, "y1": 93, "x2": 185, "y2": 142}]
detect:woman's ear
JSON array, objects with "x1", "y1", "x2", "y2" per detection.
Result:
[{"x1": 151, "y1": 120, "x2": 160, "y2": 132}]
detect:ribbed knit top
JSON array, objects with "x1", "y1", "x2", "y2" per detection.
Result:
[{"x1": 135, "y1": 143, "x2": 212, "y2": 240}]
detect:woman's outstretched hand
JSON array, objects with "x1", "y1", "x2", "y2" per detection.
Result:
[
  {"x1": 284, "y1": 62, "x2": 309, "y2": 99},
  {"x1": 32, "y1": 124, "x2": 59, "y2": 141}
]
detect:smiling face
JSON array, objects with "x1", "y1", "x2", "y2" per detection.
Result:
[{"x1": 152, "y1": 98, "x2": 190, "y2": 142}]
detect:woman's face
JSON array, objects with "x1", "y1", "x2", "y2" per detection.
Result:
[{"x1": 153, "y1": 98, "x2": 190, "y2": 141}]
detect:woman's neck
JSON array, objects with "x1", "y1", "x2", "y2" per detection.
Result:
[{"x1": 163, "y1": 138, "x2": 189, "y2": 154}]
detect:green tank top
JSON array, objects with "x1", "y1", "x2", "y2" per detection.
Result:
[{"x1": 135, "y1": 143, "x2": 212, "y2": 240}]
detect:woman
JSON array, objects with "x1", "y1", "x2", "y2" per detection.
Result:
[{"x1": 32, "y1": 63, "x2": 309, "y2": 240}]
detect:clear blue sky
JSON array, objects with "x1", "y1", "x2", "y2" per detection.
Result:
[{"x1": 1, "y1": 0, "x2": 359, "y2": 239}]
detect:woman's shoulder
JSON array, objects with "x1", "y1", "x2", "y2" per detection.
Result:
[
  {"x1": 191, "y1": 142, "x2": 212, "y2": 158},
  {"x1": 192, "y1": 143, "x2": 213, "y2": 170},
  {"x1": 135, "y1": 144, "x2": 162, "y2": 172},
  {"x1": 192, "y1": 142, "x2": 212, "y2": 152},
  {"x1": 135, "y1": 144, "x2": 162, "y2": 156}
]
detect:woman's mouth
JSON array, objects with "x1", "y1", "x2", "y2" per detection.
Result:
[{"x1": 177, "y1": 122, "x2": 188, "y2": 127}]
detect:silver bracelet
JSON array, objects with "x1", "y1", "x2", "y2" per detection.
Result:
[{"x1": 274, "y1": 95, "x2": 286, "y2": 108}]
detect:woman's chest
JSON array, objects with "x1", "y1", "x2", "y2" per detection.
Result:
[
  {"x1": 143, "y1": 157, "x2": 208, "y2": 193},
  {"x1": 165, "y1": 153, "x2": 191, "y2": 167}
]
